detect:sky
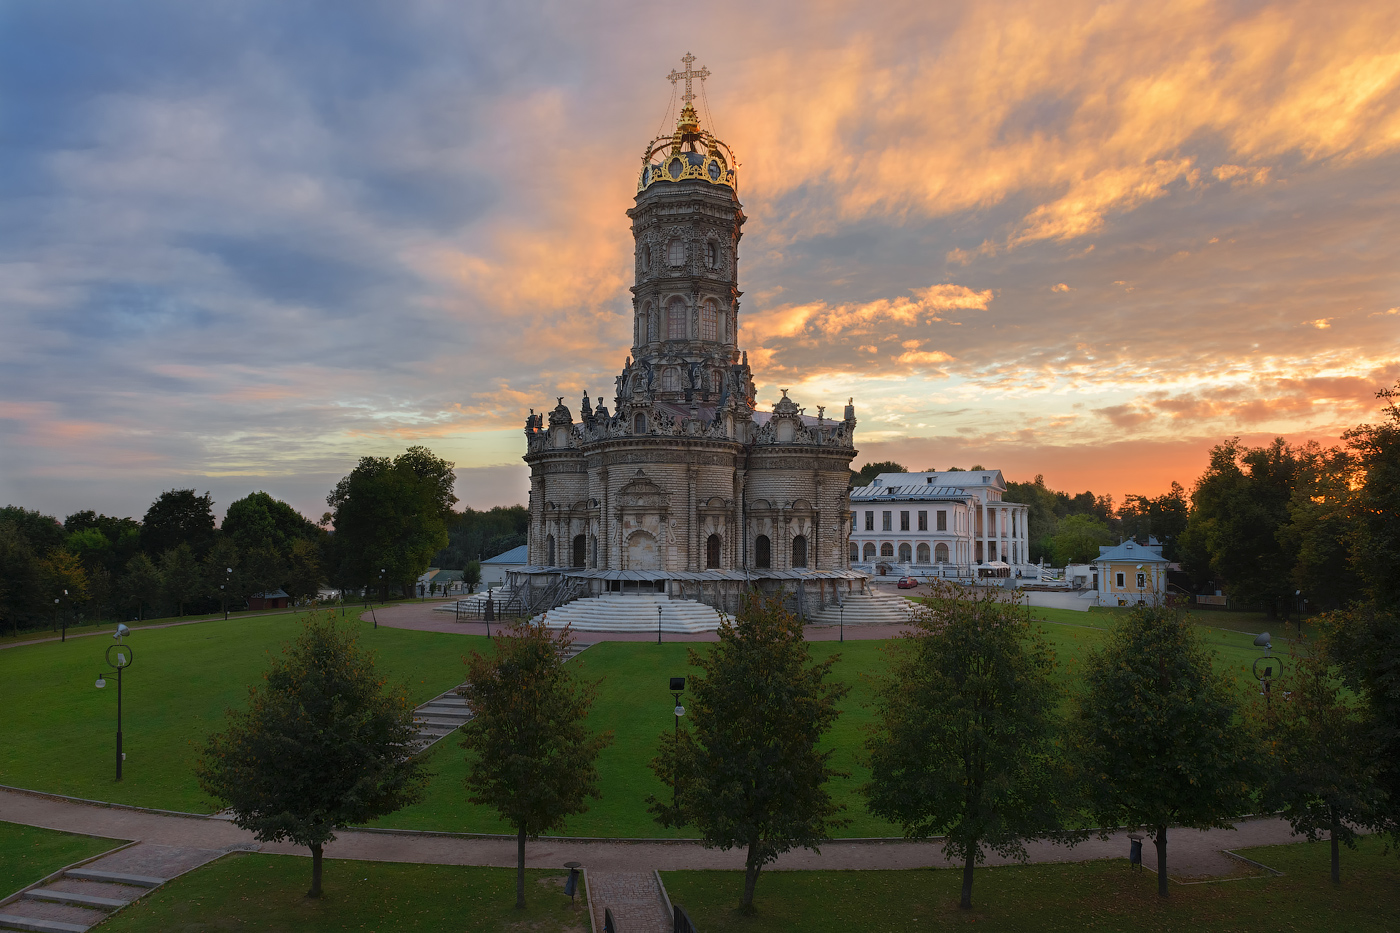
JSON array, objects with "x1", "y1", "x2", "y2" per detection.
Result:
[{"x1": 2, "y1": 0, "x2": 1398, "y2": 524}]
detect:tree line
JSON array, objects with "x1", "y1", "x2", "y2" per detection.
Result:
[{"x1": 0, "y1": 445, "x2": 530, "y2": 635}]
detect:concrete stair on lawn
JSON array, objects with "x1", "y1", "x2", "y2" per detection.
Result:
[
  {"x1": 0, "y1": 851, "x2": 201, "y2": 933},
  {"x1": 407, "y1": 641, "x2": 593, "y2": 754},
  {"x1": 531, "y1": 594, "x2": 724, "y2": 634},
  {"x1": 434, "y1": 587, "x2": 518, "y2": 614},
  {"x1": 804, "y1": 591, "x2": 918, "y2": 627}
]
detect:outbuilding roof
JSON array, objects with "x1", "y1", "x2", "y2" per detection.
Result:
[
  {"x1": 482, "y1": 544, "x2": 529, "y2": 564},
  {"x1": 1092, "y1": 541, "x2": 1168, "y2": 563}
]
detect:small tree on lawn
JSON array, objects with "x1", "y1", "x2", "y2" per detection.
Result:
[
  {"x1": 197, "y1": 611, "x2": 427, "y2": 897},
  {"x1": 458, "y1": 619, "x2": 612, "y2": 909},
  {"x1": 464, "y1": 559, "x2": 482, "y2": 594},
  {"x1": 865, "y1": 583, "x2": 1072, "y2": 910},
  {"x1": 1263, "y1": 628, "x2": 1381, "y2": 883},
  {"x1": 1071, "y1": 603, "x2": 1258, "y2": 897},
  {"x1": 648, "y1": 592, "x2": 850, "y2": 912}
]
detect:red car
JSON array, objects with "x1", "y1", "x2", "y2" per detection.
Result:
[{"x1": 896, "y1": 577, "x2": 919, "y2": 589}]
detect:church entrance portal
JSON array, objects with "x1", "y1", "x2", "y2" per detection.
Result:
[{"x1": 572, "y1": 535, "x2": 587, "y2": 569}]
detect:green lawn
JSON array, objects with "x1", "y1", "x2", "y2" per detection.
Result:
[
  {"x1": 2, "y1": 603, "x2": 1277, "y2": 835},
  {"x1": 661, "y1": 836, "x2": 1400, "y2": 932},
  {"x1": 96, "y1": 852, "x2": 588, "y2": 932},
  {"x1": 0, "y1": 610, "x2": 478, "y2": 811},
  {"x1": 0, "y1": 820, "x2": 122, "y2": 899}
]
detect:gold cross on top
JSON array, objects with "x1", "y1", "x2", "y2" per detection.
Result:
[{"x1": 667, "y1": 52, "x2": 710, "y2": 104}]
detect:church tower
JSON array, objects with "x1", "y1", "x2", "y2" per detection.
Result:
[{"x1": 521, "y1": 55, "x2": 860, "y2": 609}]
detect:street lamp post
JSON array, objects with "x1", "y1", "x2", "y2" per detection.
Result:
[
  {"x1": 669, "y1": 676, "x2": 685, "y2": 816},
  {"x1": 1253, "y1": 632, "x2": 1280, "y2": 712},
  {"x1": 657, "y1": 605, "x2": 663, "y2": 645},
  {"x1": 223, "y1": 567, "x2": 232, "y2": 620},
  {"x1": 839, "y1": 601, "x2": 844, "y2": 643},
  {"x1": 373, "y1": 569, "x2": 384, "y2": 628},
  {"x1": 95, "y1": 625, "x2": 134, "y2": 781}
]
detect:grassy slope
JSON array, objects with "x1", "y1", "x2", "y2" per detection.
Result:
[
  {"x1": 0, "y1": 820, "x2": 121, "y2": 900},
  {"x1": 0, "y1": 611, "x2": 477, "y2": 811},
  {"x1": 96, "y1": 852, "x2": 588, "y2": 933},
  {"x1": 661, "y1": 836, "x2": 1400, "y2": 932},
  {"x1": 2, "y1": 602, "x2": 1273, "y2": 833}
]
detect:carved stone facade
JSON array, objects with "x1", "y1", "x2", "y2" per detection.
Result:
[{"x1": 522, "y1": 96, "x2": 859, "y2": 583}]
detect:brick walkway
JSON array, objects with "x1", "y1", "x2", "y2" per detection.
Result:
[{"x1": 587, "y1": 871, "x2": 670, "y2": 933}]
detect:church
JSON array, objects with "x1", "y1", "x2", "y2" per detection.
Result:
[{"x1": 514, "y1": 57, "x2": 870, "y2": 625}]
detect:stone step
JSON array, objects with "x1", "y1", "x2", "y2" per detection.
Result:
[
  {"x1": 416, "y1": 705, "x2": 473, "y2": 717},
  {"x1": 63, "y1": 869, "x2": 164, "y2": 888},
  {"x1": 0, "y1": 915, "x2": 91, "y2": 933},
  {"x1": 21, "y1": 890, "x2": 126, "y2": 910},
  {"x1": 0, "y1": 900, "x2": 107, "y2": 933}
]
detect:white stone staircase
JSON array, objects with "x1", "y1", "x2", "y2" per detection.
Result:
[
  {"x1": 805, "y1": 591, "x2": 919, "y2": 627},
  {"x1": 532, "y1": 595, "x2": 725, "y2": 634}
]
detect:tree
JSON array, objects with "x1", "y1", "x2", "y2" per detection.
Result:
[
  {"x1": 851, "y1": 460, "x2": 907, "y2": 487},
  {"x1": 866, "y1": 585, "x2": 1070, "y2": 909},
  {"x1": 433, "y1": 505, "x2": 530, "y2": 569},
  {"x1": 463, "y1": 559, "x2": 482, "y2": 594},
  {"x1": 197, "y1": 612, "x2": 427, "y2": 897},
  {"x1": 1071, "y1": 603, "x2": 1257, "y2": 897},
  {"x1": 648, "y1": 594, "x2": 849, "y2": 912},
  {"x1": 1048, "y1": 514, "x2": 1112, "y2": 565},
  {"x1": 458, "y1": 619, "x2": 612, "y2": 908},
  {"x1": 0, "y1": 521, "x2": 42, "y2": 635},
  {"x1": 160, "y1": 543, "x2": 203, "y2": 617},
  {"x1": 1327, "y1": 602, "x2": 1400, "y2": 847},
  {"x1": 1118, "y1": 482, "x2": 1190, "y2": 559},
  {"x1": 1345, "y1": 382, "x2": 1400, "y2": 608},
  {"x1": 121, "y1": 553, "x2": 163, "y2": 621},
  {"x1": 285, "y1": 538, "x2": 324, "y2": 602},
  {"x1": 1263, "y1": 630, "x2": 1379, "y2": 883},
  {"x1": 1003, "y1": 475, "x2": 1062, "y2": 562},
  {"x1": 1180, "y1": 438, "x2": 1299, "y2": 615},
  {"x1": 40, "y1": 548, "x2": 89, "y2": 630},
  {"x1": 1280, "y1": 443, "x2": 1361, "y2": 612},
  {"x1": 140, "y1": 490, "x2": 216, "y2": 558},
  {"x1": 222, "y1": 492, "x2": 317, "y2": 554},
  {"x1": 203, "y1": 537, "x2": 241, "y2": 615},
  {"x1": 326, "y1": 447, "x2": 456, "y2": 596}
]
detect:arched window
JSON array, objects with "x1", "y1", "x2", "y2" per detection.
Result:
[
  {"x1": 706, "y1": 534, "x2": 721, "y2": 569},
  {"x1": 705, "y1": 241, "x2": 717, "y2": 268},
  {"x1": 634, "y1": 412, "x2": 647, "y2": 434},
  {"x1": 792, "y1": 535, "x2": 808, "y2": 568},
  {"x1": 755, "y1": 534, "x2": 771, "y2": 569},
  {"x1": 546, "y1": 535, "x2": 556, "y2": 566},
  {"x1": 667, "y1": 297, "x2": 687, "y2": 340},
  {"x1": 934, "y1": 543, "x2": 950, "y2": 563},
  {"x1": 863, "y1": 542, "x2": 876, "y2": 561},
  {"x1": 667, "y1": 239, "x2": 685, "y2": 266},
  {"x1": 849, "y1": 542, "x2": 859, "y2": 562},
  {"x1": 916, "y1": 543, "x2": 930, "y2": 564},
  {"x1": 700, "y1": 300, "x2": 718, "y2": 342},
  {"x1": 662, "y1": 368, "x2": 680, "y2": 392},
  {"x1": 880, "y1": 542, "x2": 894, "y2": 558},
  {"x1": 898, "y1": 543, "x2": 912, "y2": 563},
  {"x1": 643, "y1": 301, "x2": 655, "y2": 343},
  {"x1": 572, "y1": 535, "x2": 587, "y2": 568}
]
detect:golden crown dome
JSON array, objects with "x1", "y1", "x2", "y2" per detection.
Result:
[{"x1": 638, "y1": 54, "x2": 736, "y2": 193}]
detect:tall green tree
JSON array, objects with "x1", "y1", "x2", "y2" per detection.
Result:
[
  {"x1": 865, "y1": 585, "x2": 1070, "y2": 909},
  {"x1": 648, "y1": 594, "x2": 849, "y2": 912},
  {"x1": 1118, "y1": 482, "x2": 1190, "y2": 559},
  {"x1": 1263, "y1": 630, "x2": 1379, "y2": 883},
  {"x1": 458, "y1": 619, "x2": 612, "y2": 908},
  {"x1": 1071, "y1": 604, "x2": 1258, "y2": 897},
  {"x1": 203, "y1": 537, "x2": 241, "y2": 614},
  {"x1": 326, "y1": 447, "x2": 456, "y2": 596},
  {"x1": 1180, "y1": 438, "x2": 1300, "y2": 615},
  {"x1": 0, "y1": 519, "x2": 42, "y2": 635},
  {"x1": 1048, "y1": 514, "x2": 1112, "y2": 565},
  {"x1": 223, "y1": 491, "x2": 318, "y2": 554},
  {"x1": 1279, "y1": 443, "x2": 1361, "y2": 612},
  {"x1": 197, "y1": 612, "x2": 427, "y2": 897},
  {"x1": 140, "y1": 489, "x2": 216, "y2": 558},
  {"x1": 159, "y1": 543, "x2": 203, "y2": 617},
  {"x1": 121, "y1": 553, "x2": 163, "y2": 621},
  {"x1": 284, "y1": 537, "x2": 324, "y2": 602},
  {"x1": 1345, "y1": 382, "x2": 1400, "y2": 608}
]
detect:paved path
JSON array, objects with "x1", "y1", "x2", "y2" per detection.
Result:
[
  {"x1": 587, "y1": 871, "x2": 670, "y2": 933},
  {"x1": 0, "y1": 788, "x2": 1300, "y2": 880}
]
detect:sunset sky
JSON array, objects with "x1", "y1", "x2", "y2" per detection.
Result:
[{"x1": 2, "y1": 0, "x2": 1398, "y2": 523}]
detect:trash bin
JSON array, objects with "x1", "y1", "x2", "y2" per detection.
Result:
[{"x1": 1129, "y1": 834, "x2": 1143, "y2": 869}]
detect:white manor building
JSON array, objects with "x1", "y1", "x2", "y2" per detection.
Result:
[{"x1": 849, "y1": 470, "x2": 1033, "y2": 579}]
